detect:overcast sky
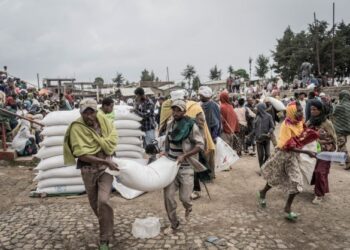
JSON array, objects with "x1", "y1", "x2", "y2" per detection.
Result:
[{"x1": 1, "y1": 0, "x2": 349, "y2": 86}]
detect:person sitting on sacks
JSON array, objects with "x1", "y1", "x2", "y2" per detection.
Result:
[
  {"x1": 63, "y1": 98, "x2": 119, "y2": 250},
  {"x1": 162, "y1": 99, "x2": 205, "y2": 234}
]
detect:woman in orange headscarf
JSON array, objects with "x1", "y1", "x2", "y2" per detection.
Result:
[{"x1": 257, "y1": 101, "x2": 318, "y2": 221}]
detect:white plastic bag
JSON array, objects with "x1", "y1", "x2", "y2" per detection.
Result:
[
  {"x1": 132, "y1": 217, "x2": 160, "y2": 239},
  {"x1": 215, "y1": 137, "x2": 239, "y2": 172},
  {"x1": 106, "y1": 156, "x2": 179, "y2": 192}
]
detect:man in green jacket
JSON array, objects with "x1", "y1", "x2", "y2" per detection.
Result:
[{"x1": 64, "y1": 98, "x2": 118, "y2": 250}]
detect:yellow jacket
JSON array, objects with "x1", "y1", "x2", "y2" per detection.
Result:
[{"x1": 159, "y1": 99, "x2": 215, "y2": 152}]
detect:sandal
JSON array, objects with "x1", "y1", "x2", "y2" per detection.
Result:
[
  {"x1": 257, "y1": 191, "x2": 266, "y2": 208},
  {"x1": 285, "y1": 212, "x2": 299, "y2": 222}
]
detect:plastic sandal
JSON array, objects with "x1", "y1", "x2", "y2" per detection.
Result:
[
  {"x1": 257, "y1": 191, "x2": 267, "y2": 208},
  {"x1": 285, "y1": 212, "x2": 299, "y2": 222}
]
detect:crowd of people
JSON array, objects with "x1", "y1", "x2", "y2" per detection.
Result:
[{"x1": 2, "y1": 68, "x2": 350, "y2": 249}]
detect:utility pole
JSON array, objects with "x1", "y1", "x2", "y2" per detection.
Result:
[
  {"x1": 166, "y1": 67, "x2": 169, "y2": 82},
  {"x1": 314, "y1": 12, "x2": 321, "y2": 75},
  {"x1": 332, "y1": 2, "x2": 335, "y2": 85},
  {"x1": 36, "y1": 73, "x2": 40, "y2": 89},
  {"x1": 249, "y1": 57, "x2": 252, "y2": 79}
]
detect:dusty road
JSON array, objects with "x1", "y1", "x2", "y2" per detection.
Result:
[{"x1": 0, "y1": 152, "x2": 350, "y2": 249}]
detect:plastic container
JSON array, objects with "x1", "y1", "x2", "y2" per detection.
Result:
[
  {"x1": 316, "y1": 152, "x2": 347, "y2": 163},
  {"x1": 132, "y1": 217, "x2": 160, "y2": 239}
]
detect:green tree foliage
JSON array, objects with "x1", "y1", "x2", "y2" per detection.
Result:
[
  {"x1": 140, "y1": 69, "x2": 155, "y2": 81},
  {"x1": 112, "y1": 72, "x2": 124, "y2": 87},
  {"x1": 209, "y1": 65, "x2": 222, "y2": 80},
  {"x1": 272, "y1": 21, "x2": 350, "y2": 81},
  {"x1": 255, "y1": 54, "x2": 270, "y2": 78},
  {"x1": 182, "y1": 65, "x2": 196, "y2": 89},
  {"x1": 228, "y1": 65, "x2": 234, "y2": 77},
  {"x1": 94, "y1": 77, "x2": 104, "y2": 88},
  {"x1": 192, "y1": 75, "x2": 201, "y2": 91},
  {"x1": 234, "y1": 69, "x2": 249, "y2": 79}
]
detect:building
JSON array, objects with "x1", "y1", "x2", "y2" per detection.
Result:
[
  {"x1": 116, "y1": 87, "x2": 155, "y2": 98},
  {"x1": 151, "y1": 83, "x2": 182, "y2": 97},
  {"x1": 201, "y1": 80, "x2": 227, "y2": 93}
]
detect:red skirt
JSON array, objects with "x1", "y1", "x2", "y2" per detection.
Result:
[{"x1": 311, "y1": 159, "x2": 331, "y2": 197}]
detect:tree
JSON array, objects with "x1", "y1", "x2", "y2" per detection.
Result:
[
  {"x1": 181, "y1": 65, "x2": 196, "y2": 89},
  {"x1": 209, "y1": 65, "x2": 222, "y2": 80},
  {"x1": 192, "y1": 75, "x2": 201, "y2": 91},
  {"x1": 94, "y1": 77, "x2": 104, "y2": 88},
  {"x1": 140, "y1": 69, "x2": 155, "y2": 81},
  {"x1": 255, "y1": 54, "x2": 270, "y2": 78},
  {"x1": 228, "y1": 65, "x2": 234, "y2": 77},
  {"x1": 112, "y1": 72, "x2": 124, "y2": 87},
  {"x1": 234, "y1": 69, "x2": 249, "y2": 79}
]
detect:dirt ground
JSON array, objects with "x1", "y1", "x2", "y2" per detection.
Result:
[{"x1": 1, "y1": 144, "x2": 350, "y2": 249}]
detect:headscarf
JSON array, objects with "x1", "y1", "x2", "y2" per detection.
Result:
[
  {"x1": 277, "y1": 101, "x2": 304, "y2": 148},
  {"x1": 198, "y1": 86, "x2": 213, "y2": 98},
  {"x1": 170, "y1": 90, "x2": 186, "y2": 101},
  {"x1": 256, "y1": 103, "x2": 269, "y2": 118},
  {"x1": 308, "y1": 99, "x2": 326, "y2": 127},
  {"x1": 333, "y1": 90, "x2": 350, "y2": 135},
  {"x1": 220, "y1": 91, "x2": 239, "y2": 133}
]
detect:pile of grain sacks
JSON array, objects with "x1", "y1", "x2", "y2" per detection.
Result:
[{"x1": 33, "y1": 107, "x2": 145, "y2": 196}]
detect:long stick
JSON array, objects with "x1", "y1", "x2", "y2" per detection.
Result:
[
  {"x1": 0, "y1": 108, "x2": 45, "y2": 127},
  {"x1": 202, "y1": 181, "x2": 212, "y2": 200}
]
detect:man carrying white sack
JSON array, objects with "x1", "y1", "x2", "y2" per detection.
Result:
[
  {"x1": 63, "y1": 99, "x2": 119, "y2": 250},
  {"x1": 162, "y1": 99, "x2": 205, "y2": 234}
]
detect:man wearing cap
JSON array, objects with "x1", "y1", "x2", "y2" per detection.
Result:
[
  {"x1": 63, "y1": 98, "x2": 118, "y2": 250},
  {"x1": 163, "y1": 99, "x2": 205, "y2": 234}
]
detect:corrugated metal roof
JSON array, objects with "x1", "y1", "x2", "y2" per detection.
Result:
[{"x1": 202, "y1": 80, "x2": 226, "y2": 85}]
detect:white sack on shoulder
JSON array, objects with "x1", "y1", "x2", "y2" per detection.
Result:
[{"x1": 106, "y1": 156, "x2": 179, "y2": 192}]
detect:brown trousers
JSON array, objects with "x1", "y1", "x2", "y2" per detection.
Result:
[
  {"x1": 164, "y1": 167, "x2": 194, "y2": 229},
  {"x1": 81, "y1": 167, "x2": 114, "y2": 242}
]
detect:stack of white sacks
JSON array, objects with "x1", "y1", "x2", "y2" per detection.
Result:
[{"x1": 33, "y1": 106, "x2": 145, "y2": 196}]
